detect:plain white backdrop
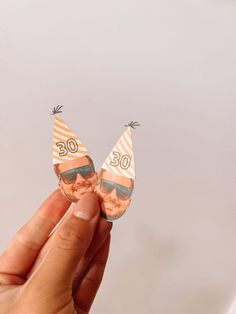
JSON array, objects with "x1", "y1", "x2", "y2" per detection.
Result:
[{"x1": 1, "y1": 1, "x2": 236, "y2": 313}]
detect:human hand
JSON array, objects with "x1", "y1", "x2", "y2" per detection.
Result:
[{"x1": 0, "y1": 190, "x2": 112, "y2": 314}]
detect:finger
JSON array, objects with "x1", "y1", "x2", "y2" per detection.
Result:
[
  {"x1": 0, "y1": 189, "x2": 71, "y2": 277},
  {"x1": 28, "y1": 217, "x2": 112, "y2": 280},
  {"x1": 75, "y1": 235, "x2": 111, "y2": 314},
  {"x1": 31, "y1": 192, "x2": 100, "y2": 289},
  {"x1": 0, "y1": 273, "x2": 26, "y2": 285},
  {"x1": 26, "y1": 206, "x2": 73, "y2": 279},
  {"x1": 73, "y1": 218, "x2": 112, "y2": 288}
]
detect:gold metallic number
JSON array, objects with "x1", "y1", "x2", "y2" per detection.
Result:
[
  {"x1": 120, "y1": 155, "x2": 131, "y2": 170},
  {"x1": 56, "y1": 138, "x2": 78, "y2": 157},
  {"x1": 110, "y1": 151, "x2": 131, "y2": 170},
  {"x1": 67, "y1": 138, "x2": 78, "y2": 153},
  {"x1": 110, "y1": 151, "x2": 120, "y2": 167},
  {"x1": 56, "y1": 142, "x2": 68, "y2": 157}
]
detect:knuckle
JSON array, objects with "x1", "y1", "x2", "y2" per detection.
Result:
[
  {"x1": 56, "y1": 228, "x2": 86, "y2": 251},
  {"x1": 84, "y1": 274, "x2": 101, "y2": 288},
  {"x1": 0, "y1": 273, "x2": 25, "y2": 285},
  {"x1": 83, "y1": 261, "x2": 106, "y2": 288},
  {"x1": 14, "y1": 230, "x2": 40, "y2": 252}
]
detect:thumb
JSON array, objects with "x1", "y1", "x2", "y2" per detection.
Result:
[{"x1": 32, "y1": 192, "x2": 100, "y2": 288}]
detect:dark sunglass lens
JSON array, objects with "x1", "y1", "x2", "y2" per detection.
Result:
[
  {"x1": 100, "y1": 180, "x2": 114, "y2": 194},
  {"x1": 61, "y1": 171, "x2": 77, "y2": 184},
  {"x1": 116, "y1": 186, "x2": 132, "y2": 200},
  {"x1": 79, "y1": 165, "x2": 95, "y2": 179}
]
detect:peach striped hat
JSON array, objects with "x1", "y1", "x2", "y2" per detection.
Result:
[
  {"x1": 52, "y1": 115, "x2": 89, "y2": 164},
  {"x1": 101, "y1": 127, "x2": 135, "y2": 180}
]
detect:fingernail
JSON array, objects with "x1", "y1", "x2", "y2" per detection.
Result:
[{"x1": 73, "y1": 193, "x2": 98, "y2": 220}]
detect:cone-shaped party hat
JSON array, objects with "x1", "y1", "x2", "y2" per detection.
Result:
[
  {"x1": 52, "y1": 114, "x2": 89, "y2": 164},
  {"x1": 101, "y1": 126, "x2": 135, "y2": 180}
]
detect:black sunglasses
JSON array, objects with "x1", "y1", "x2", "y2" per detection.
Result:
[
  {"x1": 99, "y1": 178, "x2": 133, "y2": 200},
  {"x1": 60, "y1": 164, "x2": 95, "y2": 184}
]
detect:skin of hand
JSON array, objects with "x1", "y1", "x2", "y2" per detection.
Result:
[{"x1": 0, "y1": 190, "x2": 112, "y2": 314}]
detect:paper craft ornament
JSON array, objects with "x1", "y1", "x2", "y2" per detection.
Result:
[
  {"x1": 53, "y1": 114, "x2": 89, "y2": 164},
  {"x1": 52, "y1": 106, "x2": 97, "y2": 203},
  {"x1": 95, "y1": 122, "x2": 138, "y2": 221},
  {"x1": 101, "y1": 126, "x2": 135, "y2": 180}
]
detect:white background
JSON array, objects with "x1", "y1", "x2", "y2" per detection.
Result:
[{"x1": 0, "y1": 1, "x2": 236, "y2": 313}]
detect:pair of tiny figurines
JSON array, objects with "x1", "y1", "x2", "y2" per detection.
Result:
[{"x1": 51, "y1": 106, "x2": 138, "y2": 221}]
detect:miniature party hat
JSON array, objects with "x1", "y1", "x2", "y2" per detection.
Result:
[
  {"x1": 101, "y1": 122, "x2": 138, "y2": 180},
  {"x1": 52, "y1": 105, "x2": 89, "y2": 164}
]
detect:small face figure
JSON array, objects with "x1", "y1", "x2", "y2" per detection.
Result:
[
  {"x1": 55, "y1": 156, "x2": 97, "y2": 203},
  {"x1": 95, "y1": 169, "x2": 134, "y2": 221}
]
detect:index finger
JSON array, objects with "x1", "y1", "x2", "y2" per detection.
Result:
[{"x1": 0, "y1": 189, "x2": 71, "y2": 278}]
